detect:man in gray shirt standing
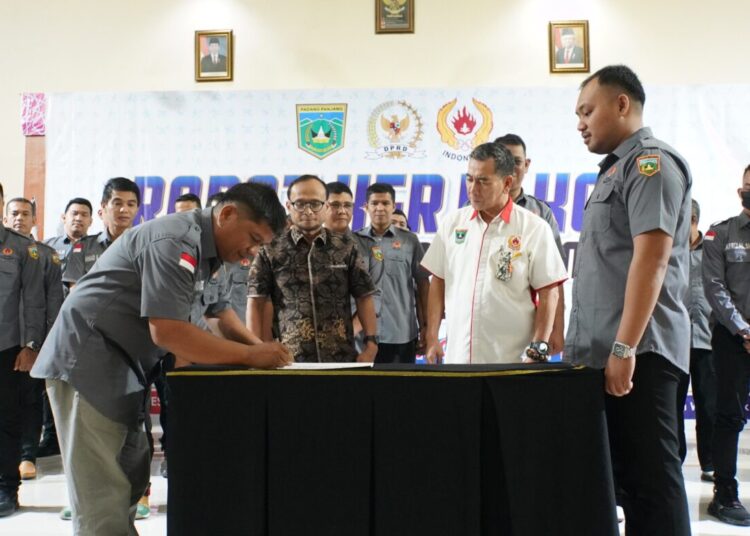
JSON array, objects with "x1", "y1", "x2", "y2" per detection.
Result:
[
  {"x1": 31, "y1": 183, "x2": 291, "y2": 535},
  {"x1": 675, "y1": 199, "x2": 716, "y2": 483},
  {"x1": 703, "y1": 165, "x2": 750, "y2": 526},
  {"x1": 0, "y1": 184, "x2": 46, "y2": 518},
  {"x1": 3, "y1": 197, "x2": 63, "y2": 481},
  {"x1": 354, "y1": 183, "x2": 429, "y2": 363},
  {"x1": 565, "y1": 65, "x2": 692, "y2": 535}
]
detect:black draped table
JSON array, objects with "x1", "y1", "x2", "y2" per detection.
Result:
[{"x1": 167, "y1": 363, "x2": 618, "y2": 536}]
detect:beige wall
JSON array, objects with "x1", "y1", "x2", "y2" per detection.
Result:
[{"x1": 1, "y1": 0, "x2": 748, "y2": 199}]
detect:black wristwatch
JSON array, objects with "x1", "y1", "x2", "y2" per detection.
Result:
[
  {"x1": 525, "y1": 341, "x2": 550, "y2": 362},
  {"x1": 363, "y1": 335, "x2": 379, "y2": 346}
]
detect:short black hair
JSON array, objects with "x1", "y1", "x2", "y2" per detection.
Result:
[
  {"x1": 219, "y1": 182, "x2": 287, "y2": 234},
  {"x1": 6, "y1": 197, "x2": 35, "y2": 217},
  {"x1": 469, "y1": 142, "x2": 515, "y2": 177},
  {"x1": 366, "y1": 183, "x2": 396, "y2": 203},
  {"x1": 581, "y1": 65, "x2": 646, "y2": 106},
  {"x1": 207, "y1": 192, "x2": 225, "y2": 207},
  {"x1": 65, "y1": 197, "x2": 93, "y2": 214},
  {"x1": 325, "y1": 182, "x2": 353, "y2": 198},
  {"x1": 494, "y1": 133, "x2": 527, "y2": 154},
  {"x1": 102, "y1": 177, "x2": 141, "y2": 206},
  {"x1": 392, "y1": 208, "x2": 410, "y2": 230},
  {"x1": 287, "y1": 175, "x2": 327, "y2": 200},
  {"x1": 691, "y1": 199, "x2": 700, "y2": 222},
  {"x1": 0, "y1": 181, "x2": 4, "y2": 201},
  {"x1": 175, "y1": 192, "x2": 202, "y2": 208}
]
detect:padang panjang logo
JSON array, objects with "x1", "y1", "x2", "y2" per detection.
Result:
[
  {"x1": 366, "y1": 100, "x2": 425, "y2": 159},
  {"x1": 436, "y1": 98, "x2": 494, "y2": 161}
]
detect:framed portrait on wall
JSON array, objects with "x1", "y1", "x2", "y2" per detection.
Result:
[
  {"x1": 375, "y1": 0, "x2": 414, "y2": 34},
  {"x1": 548, "y1": 21, "x2": 589, "y2": 74},
  {"x1": 195, "y1": 30, "x2": 233, "y2": 82}
]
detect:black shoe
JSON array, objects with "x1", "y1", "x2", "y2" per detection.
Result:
[
  {"x1": 37, "y1": 437, "x2": 61, "y2": 457},
  {"x1": 708, "y1": 496, "x2": 750, "y2": 526},
  {"x1": 0, "y1": 490, "x2": 19, "y2": 518}
]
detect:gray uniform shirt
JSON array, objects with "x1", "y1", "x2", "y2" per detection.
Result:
[
  {"x1": 0, "y1": 226, "x2": 46, "y2": 352},
  {"x1": 62, "y1": 229, "x2": 113, "y2": 284},
  {"x1": 226, "y1": 260, "x2": 251, "y2": 324},
  {"x1": 688, "y1": 236, "x2": 712, "y2": 350},
  {"x1": 32, "y1": 208, "x2": 221, "y2": 428},
  {"x1": 37, "y1": 241, "x2": 64, "y2": 335},
  {"x1": 190, "y1": 263, "x2": 232, "y2": 331},
  {"x1": 44, "y1": 234, "x2": 78, "y2": 272},
  {"x1": 354, "y1": 225, "x2": 427, "y2": 344},
  {"x1": 565, "y1": 127, "x2": 692, "y2": 373},
  {"x1": 516, "y1": 190, "x2": 565, "y2": 259},
  {"x1": 702, "y1": 212, "x2": 750, "y2": 335}
]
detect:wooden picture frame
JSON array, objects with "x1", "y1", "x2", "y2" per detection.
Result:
[
  {"x1": 375, "y1": 0, "x2": 414, "y2": 34},
  {"x1": 549, "y1": 20, "x2": 589, "y2": 74},
  {"x1": 195, "y1": 30, "x2": 233, "y2": 82}
]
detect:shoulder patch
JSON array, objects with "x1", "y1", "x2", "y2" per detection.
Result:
[
  {"x1": 2, "y1": 247, "x2": 13, "y2": 256},
  {"x1": 28, "y1": 245, "x2": 39, "y2": 260},
  {"x1": 51, "y1": 253, "x2": 61, "y2": 265},
  {"x1": 704, "y1": 230, "x2": 716, "y2": 241},
  {"x1": 637, "y1": 155, "x2": 661, "y2": 177}
]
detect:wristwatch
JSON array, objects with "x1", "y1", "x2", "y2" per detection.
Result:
[
  {"x1": 363, "y1": 335, "x2": 379, "y2": 346},
  {"x1": 525, "y1": 341, "x2": 550, "y2": 362},
  {"x1": 611, "y1": 341, "x2": 636, "y2": 359},
  {"x1": 25, "y1": 341, "x2": 40, "y2": 352}
]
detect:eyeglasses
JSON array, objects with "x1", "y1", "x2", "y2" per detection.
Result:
[
  {"x1": 328, "y1": 202, "x2": 354, "y2": 212},
  {"x1": 290, "y1": 200, "x2": 325, "y2": 213}
]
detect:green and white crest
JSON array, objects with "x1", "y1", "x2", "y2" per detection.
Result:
[{"x1": 296, "y1": 103, "x2": 347, "y2": 159}]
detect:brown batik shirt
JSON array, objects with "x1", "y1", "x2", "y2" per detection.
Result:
[{"x1": 247, "y1": 227, "x2": 376, "y2": 362}]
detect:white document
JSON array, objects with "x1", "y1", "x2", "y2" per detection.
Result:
[{"x1": 280, "y1": 362, "x2": 374, "y2": 370}]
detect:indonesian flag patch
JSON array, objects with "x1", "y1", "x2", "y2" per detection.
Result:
[
  {"x1": 704, "y1": 230, "x2": 716, "y2": 241},
  {"x1": 179, "y1": 252, "x2": 197, "y2": 274},
  {"x1": 72, "y1": 242, "x2": 83, "y2": 253}
]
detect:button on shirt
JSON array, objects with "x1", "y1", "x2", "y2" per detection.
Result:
[
  {"x1": 421, "y1": 200, "x2": 568, "y2": 364},
  {"x1": 32, "y1": 209, "x2": 220, "y2": 428},
  {"x1": 702, "y1": 212, "x2": 750, "y2": 335},
  {"x1": 62, "y1": 229, "x2": 114, "y2": 284},
  {"x1": 565, "y1": 127, "x2": 692, "y2": 373},
  {"x1": 247, "y1": 227, "x2": 376, "y2": 363},
  {"x1": 0, "y1": 226, "x2": 45, "y2": 352},
  {"x1": 354, "y1": 225, "x2": 427, "y2": 345},
  {"x1": 688, "y1": 235, "x2": 712, "y2": 350}
]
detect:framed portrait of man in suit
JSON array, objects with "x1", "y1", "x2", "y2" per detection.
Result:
[
  {"x1": 549, "y1": 21, "x2": 589, "y2": 74},
  {"x1": 195, "y1": 30, "x2": 233, "y2": 82}
]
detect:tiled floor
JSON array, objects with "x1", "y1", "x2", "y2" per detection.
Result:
[{"x1": 3, "y1": 425, "x2": 750, "y2": 535}]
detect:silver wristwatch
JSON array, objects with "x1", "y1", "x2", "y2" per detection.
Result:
[{"x1": 611, "y1": 341, "x2": 635, "y2": 359}]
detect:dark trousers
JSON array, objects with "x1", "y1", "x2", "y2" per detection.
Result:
[
  {"x1": 20, "y1": 376, "x2": 44, "y2": 463},
  {"x1": 711, "y1": 323, "x2": 750, "y2": 488},
  {"x1": 0, "y1": 347, "x2": 23, "y2": 494},
  {"x1": 374, "y1": 339, "x2": 417, "y2": 364},
  {"x1": 605, "y1": 352, "x2": 691, "y2": 536},
  {"x1": 676, "y1": 348, "x2": 716, "y2": 470},
  {"x1": 40, "y1": 389, "x2": 58, "y2": 448}
]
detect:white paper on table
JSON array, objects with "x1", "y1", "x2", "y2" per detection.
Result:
[{"x1": 279, "y1": 362, "x2": 374, "y2": 370}]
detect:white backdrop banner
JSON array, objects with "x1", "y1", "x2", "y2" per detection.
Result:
[{"x1": 44, "y1": 86, "x2": 750, "y2": 269}]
